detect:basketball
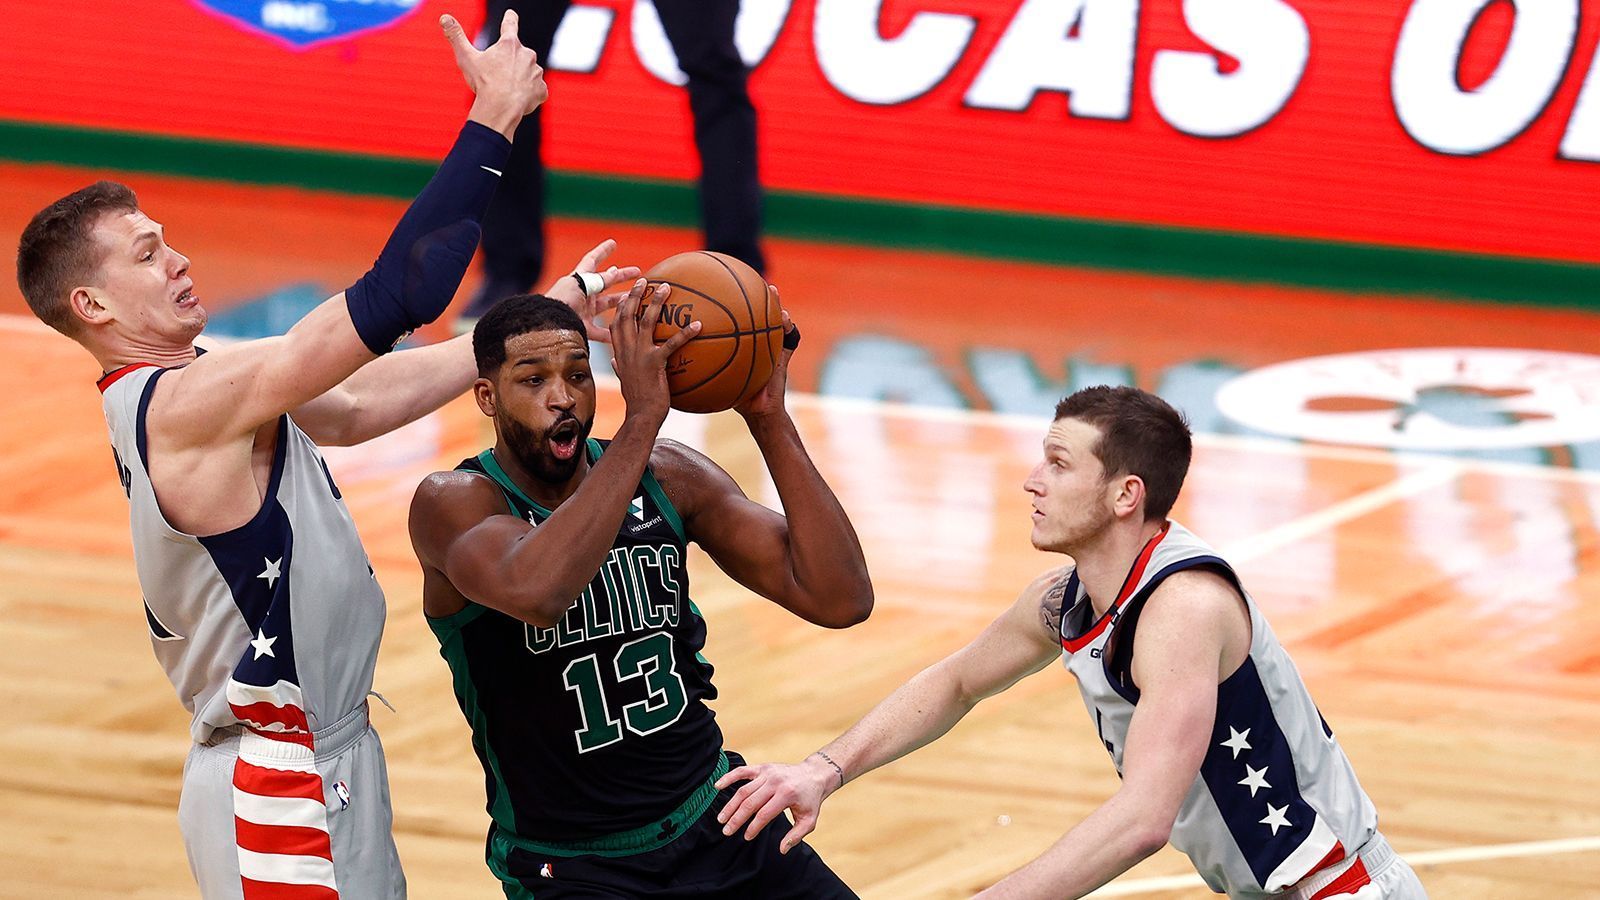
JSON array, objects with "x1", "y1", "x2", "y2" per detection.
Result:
[{"x1": 644, "y1": 251, "x2": 783, "y2": 414}]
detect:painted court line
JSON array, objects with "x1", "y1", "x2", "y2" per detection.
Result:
[
  {"x1": 1088, "y1": 835, "x2": 1600, "y2": 896},
  {"x1": 786, "y1": 391, "x2": 1600, "y2": 487},
  {"x1": 1218, "y1": 464, "x2": 1462, "y2": 564}
]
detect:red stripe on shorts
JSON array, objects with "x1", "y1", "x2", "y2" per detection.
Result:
[
  {"x1": 230, "y1": 700, "x2": 311, "y2": 735},
  {"x1": 234, "y1": 817, "x2": 334, "y2": 860},
  {"x1": 240, "y1": 877, "x2": 339, "y2": 899},
  {"x1": 1309, "y1": 858, "x2": 1371, "y2": 899},
  {"x1": 232, "y1": 760, "x2": 326, "y2": 802}
]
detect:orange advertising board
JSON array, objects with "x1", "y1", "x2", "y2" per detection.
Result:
[{"x1": 8, "y1": 1, "x2": 1600, "y2": 265}]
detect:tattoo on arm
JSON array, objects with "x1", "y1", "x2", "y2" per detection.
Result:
[{"x1": 1039, "y1": 573, "x2": 1071, "y2": 637}]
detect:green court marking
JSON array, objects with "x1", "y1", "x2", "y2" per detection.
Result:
[{"x1": 4, "y1": 118, "x2": 1597, "y2": 309}]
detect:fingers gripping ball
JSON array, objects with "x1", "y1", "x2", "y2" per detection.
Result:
[{"x1": 644, "y1": 251, "x2": 783, "y2": 414}]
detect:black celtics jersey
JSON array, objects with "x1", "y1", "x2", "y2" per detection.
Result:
[{"x1": 428, "y1": 439, "x2": 724, "y2": 842}]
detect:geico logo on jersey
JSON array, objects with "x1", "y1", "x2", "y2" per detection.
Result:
[{"x1": 525, "y1": 545, "x2": 684, "y2": 654}]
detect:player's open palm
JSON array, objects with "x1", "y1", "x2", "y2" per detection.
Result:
[
  {"x1": 441, "y1": 10, "x2": 547, "y2": 122},
  {"x1": 612, "y1": 280, "x2": 699, "y2": 424},
  {"x1": 714, "y1": 758, "x2": 835, "y2": 854},
  {"x1": 544, "y1": 239, "x2": 639, "y2": 343}
]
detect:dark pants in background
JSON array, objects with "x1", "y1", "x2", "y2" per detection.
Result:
[{"x1": 471, "y1": 0, "x2": 765, "y2": 315}]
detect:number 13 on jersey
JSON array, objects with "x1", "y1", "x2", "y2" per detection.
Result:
[{"x1": 562, "y1": 632, "x2": 689, "y2": 753}]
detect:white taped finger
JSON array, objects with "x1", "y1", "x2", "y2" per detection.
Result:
[{"x1": 577, "y1": 272, "x2": 605, "y2": 298}]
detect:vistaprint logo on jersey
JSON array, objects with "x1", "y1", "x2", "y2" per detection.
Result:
[{"x1": 629, "y1": 495, "x2": 663, "y2": 533}]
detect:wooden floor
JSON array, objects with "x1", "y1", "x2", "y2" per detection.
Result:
[{"x1": 2, "y1": 311, "x2": 1598, "y2": 898}]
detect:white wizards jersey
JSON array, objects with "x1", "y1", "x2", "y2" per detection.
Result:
[
  {"x1": 1058, "y1": 521, "x2": 1378, "y2": 898},
  {"x1": 100, "y1": 363, "x2": 387, "y2": 746}
]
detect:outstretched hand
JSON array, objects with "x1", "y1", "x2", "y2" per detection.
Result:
[
  {"x1": 442, "y1": 10, "x2": 547, "y2": 139},
  {"x1": 543, "y1": 239, "x2": 640, "y2": 344},
  {"x1": 712, "y1": 755, "x2": 839, "y2": 854},
  {"x1": 734, "y1": 286, "x2": 797, "y2": 421}
]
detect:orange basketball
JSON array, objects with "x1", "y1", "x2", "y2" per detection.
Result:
[{"x1": 644, "y1": 251, "x2": 782, "y2": 414}]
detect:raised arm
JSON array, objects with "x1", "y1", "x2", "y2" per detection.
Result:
[
  {"x1": 152, "y1": 12, "x2": 544, "y2": 449},
  {"x1": 972, "y1": 568, "x2": 1252, "y2": 899},
  {"x1": 712, "y1": 568, "x2": 1070, "y2": 851},
  {"x1": 410, "y1": 282, "x2": 699, "y2": 626},
  {"x1": 654, "y1": 304, "x2": 873, "y2": 628},
  {"x1": 292, "y1": 240, "x2": 638, "y2": 446}
]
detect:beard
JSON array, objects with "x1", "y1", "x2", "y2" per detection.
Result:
[
  {"x1": 501, "y1": 411, "x2": 595, "y2": 484},
  {"x1": 1033, "y1": 501, "x2": 1117, "y2": 555}
]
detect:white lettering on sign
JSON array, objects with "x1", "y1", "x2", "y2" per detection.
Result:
[
  {"x1": 814, "y1": 0, "x2": 976, "y2": 105},
  {"x1": 1558, "y1": 37, "x2": 1600, "y2": 160},
  {"x1": 549, "y1": 4, "x2": 615, "y2": 74},
  {"x1": 261, "y1": 1, "x2": 331, "y2": 32},
  {"x1": 965, "y1": 0, "x2": 1139, "y2": 119},
  {"x1": 1392, "y1": 0, "x2": 1578, "y2": 155},
  {"x1": 542, "y1": 0, "x2": 1600, "y2": 163},
  {"x1": 1152, "y1": 0, "x2": 1310, "y2": 138}
]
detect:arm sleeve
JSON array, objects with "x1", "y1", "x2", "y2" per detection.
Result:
[{"x1": 344, "y1": 121, "x2": 511, "y2": 353}]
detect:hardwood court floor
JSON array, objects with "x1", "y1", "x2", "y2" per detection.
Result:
[{"x1": 1, "y1": 314, "x2": 1597, "y2": 898}]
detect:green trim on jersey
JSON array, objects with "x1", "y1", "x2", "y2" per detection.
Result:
[
  {"x1": 487, "y1": 753, "x2": 730, "y2": 865},
  {"x1": 687, "y1": 600, "x2": 713, "y2": 668},
  {"x1": 640, "y1": 466, "x2": 686, "y2": 545},
  {"x1": 429, "y1": 608, "x2": 518, "y2": 830},
  {"x1": 475, "y1": 440, "x2": 687, "y2": 544},
  {"x1": 474, "y1": 443, "x2": 605, "y2": 517}
]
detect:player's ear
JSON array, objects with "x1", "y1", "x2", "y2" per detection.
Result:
[
  {"x1": 473, "y1": 377, "x2": 498, "y2": 417},
  {"x1": 1113, "y1": 474, "x2": 1145, "y2": 520},
  {"x1": 69, "y1": 285, "x2": 111, "y2": 328}
]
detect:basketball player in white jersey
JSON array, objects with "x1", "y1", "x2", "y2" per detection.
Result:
[
  {"x1": 12, "y1": 12, "x2": 634, "y2": 898},
  {"x1": 715, "y1": 386, "x2": 1427, "y2": 899}
]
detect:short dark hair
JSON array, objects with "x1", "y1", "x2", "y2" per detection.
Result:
[
  {"x1": 472, "y1": 293, "x2": 588, "y2": 376},
  {"x1": 1054, "y1": 385, "x2": 1192, "y2": 521},
  {"x1": 16, "y1": 181, "x2": 141, "y2": 337}
]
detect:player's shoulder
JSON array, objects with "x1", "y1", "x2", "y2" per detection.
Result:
[
  {"x1": 1022, "y1": 563, "x2": 1077, "y2": 605},
  {"x1": 411, "y1": 468, "x2": 505, "y2": 515},
  {"x1": 1145, "y1": 566, "x2": 1242, "y2": 612},
  {"x1": 1016, "y1": 563, "x2": 1076, "y2": 633},
  {"x1": 1134, "y1": 567, "x2": 1250, "y2": 651},
  {"x1": 648, "y1": 437, "x2": 732, "y2": 492},
  {"x1": 649, "y1": 437, "x2": 713, "y2": 473}
]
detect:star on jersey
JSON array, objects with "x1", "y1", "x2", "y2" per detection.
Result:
[
  {"x1": 527, "y1": 510, "x2": 539, "y2": 526},
  {"x1": 257, "y1": 557, "x2": 283, "y2": 589},
  {"x1": 1239, "y1": 764, "x2": 1272, "y2": 797},
  {"x1": 1221, "y1": 726, "x2": 1253, "y2": 758},
  {"x1": 249, "y1": 628, "x2": 278, "y2": 660},
  {"x1": 1260, "y1": 803, "x2": 1291, "y2": 836}
]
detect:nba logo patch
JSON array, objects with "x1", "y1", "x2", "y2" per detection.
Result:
[
  {"x1": 190, "y1": 0, "x2": 423, "y2": 49},
  {"x1": 333, "y1": 780, "x2": 351, "y2": 810},
  {"x1": 539, "y1": 863, "x2": 555, "y2": 879}
]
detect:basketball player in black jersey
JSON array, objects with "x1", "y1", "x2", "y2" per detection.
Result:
[{"x1": 408, "y1": 283, "x2": 871, "y2": 898}]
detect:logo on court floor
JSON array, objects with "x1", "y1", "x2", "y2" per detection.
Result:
[
  {"x1": 192, "y1": 0, "x2": 421, "y2": 48},
  {"x1": 1215, "y1": 348, "x2": 1600, "y2": 450}
]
